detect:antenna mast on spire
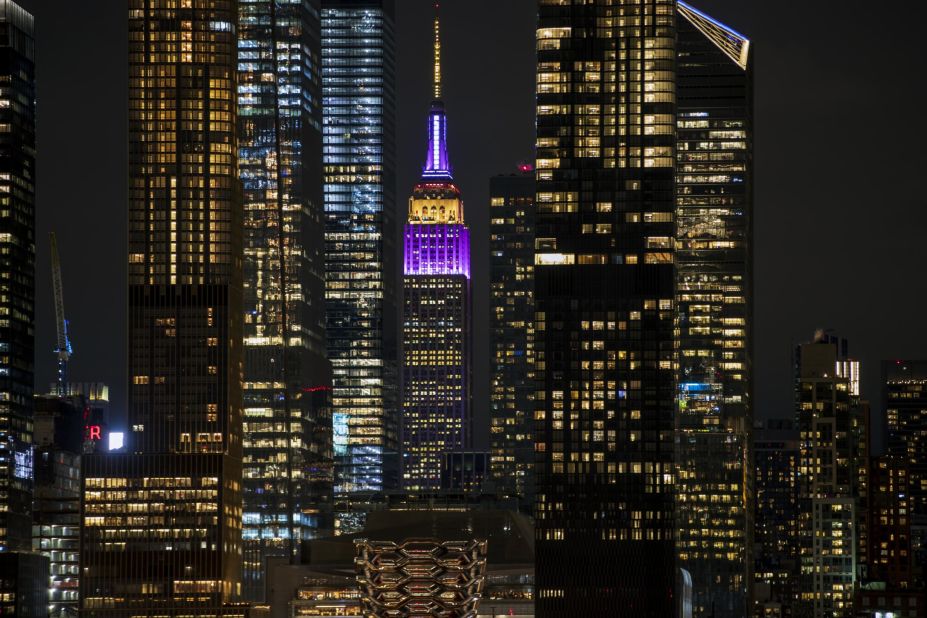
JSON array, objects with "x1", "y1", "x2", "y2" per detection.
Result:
[{"x1": 433, "y1": 3, "x2": 442, "y2": 99}]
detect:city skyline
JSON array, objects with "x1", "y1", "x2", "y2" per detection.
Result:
[
  {"x1": 21, "y1": 2, "x2": 927, "y2": 444},
  {"x1": 0, "y1": 1, "x2": 925, "y2": 616}
]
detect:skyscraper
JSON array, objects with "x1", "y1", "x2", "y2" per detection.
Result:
[
  {"x1": 0, "y1": 0, "x2": 34, "y2": 555},
  {"x1": 81, "y1": 2, "x2": 244, "y2": 614},
  {"x1": 882, "y1": 360, "x2": 927, "y2": 590},
  {"x1": 238, "y1": 0, "x2": 333, "y2": 601},
  {"x1": 489, "y1": 168, "x2": 535, "y2": 513},
  {"x1": 534, "y1": 0, "x2": 677, "y2": 614},
  {"x1": 322, "y1": 0, "x2": 399, "y2": 494},
  {"x1": 795, "y1": 334, "x2": 867, "y2": 618},
  {"x1": 401, "y1": 11, "x2": 472, "y2": 492},
  {"x1": 674, "y1": 3, "x2": 753, "y2": 616}
]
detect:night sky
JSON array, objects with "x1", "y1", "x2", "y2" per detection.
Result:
[{"x1": 22, "y1": 1, "x2": 927, "y2": 449}]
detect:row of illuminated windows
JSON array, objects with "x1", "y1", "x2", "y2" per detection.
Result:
[
  {"x1": 129, "y1": 179, "x2": 234, "y2": 191},
  {"x1": 84, "y1": 490, "x2": 219, "y2": 505},
  {"x1": 85, "y1": 477, "x2": 218, "y2": 489},
  {"x1": 534, "y1": 252, "x2": 673, "y2": 266}
]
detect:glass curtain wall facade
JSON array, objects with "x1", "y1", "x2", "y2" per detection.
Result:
[
  {"x1": 81, "y1": 2, "x2": 244, "y2": 614},
  {"x1": 401, "y1": 11, "x2": 472, "y2": 492},
  {"x1": 534, "y1": 1, "x2": 677, "y2": 614},
  {"x1": 322, "y1": 0, "x2": 399, "y2": 494},
  {"x1": 674, "y1": 3, "x2": 753, "y2": 616},
  {"x1": 0, "y1": 0, "x2": 34, "y2": 555},
  {"x1": 489, "y1": 169, "x2": 535, "y2": 513},
  {"x1": 238, "y1": 0, "x2": 333, "y2": 602}
]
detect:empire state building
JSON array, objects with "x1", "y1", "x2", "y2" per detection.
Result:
[{"x1": 401, "y1": 8, "x2": 472, "y2": 491}]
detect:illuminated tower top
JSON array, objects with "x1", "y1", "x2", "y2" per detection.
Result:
[
  {"x1": 422, "y1": 3, "x2": 451, "y2": 180},
  {"x1": 404, "y1": 2, "x2": 468, "y2": 278}
]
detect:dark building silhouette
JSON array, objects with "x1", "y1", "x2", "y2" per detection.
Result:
[
  {"x1": 322, "y1": 0, "x2": 400, "y2": 495},
  {"x1": 441, "y1": 451, "x2": 488, "y2": 494},
  {"x1": 33, "y1": 394, "x2": 83, "y2": 618},
  {"x1": 883, "y1": 360, "x2": 927, "y2": 590},
  {"x1": 81, "y1": 1, "x2": 245, "y2": 614},
  {"x1": 489, "y1": 168, "x2": 535, "y2": 513},
  {"x1": 674, "y1": 3, "x2": 753, "y2": 616},
  {"x1": 238, "y1": 0, "x2": 333, "y2": 600},
  {"x1": 534, "y1": 0, "x2": 677, "y2": 613},
  {"x1": 401, "y1": 11, "x2": 472, "y2": 492},
  {"x1": 0, "y1": 552, "x2": 48, "y2": 617},
  {"x1": 754, "y1": 419, "x2": 800, "y2": 617},
  {"x1": 0, "y1": 0, "x2": 35, "y2": 555}
]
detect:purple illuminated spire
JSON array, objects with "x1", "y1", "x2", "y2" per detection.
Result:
[{"x1": 423, "y1": 104, "x2": 451, "y2": 179}]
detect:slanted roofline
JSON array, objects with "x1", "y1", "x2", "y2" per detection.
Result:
[{"x1": 678, "y1": 1, "x2": 750, "y2": 70}]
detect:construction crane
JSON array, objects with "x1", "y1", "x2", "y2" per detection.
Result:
[{"x1": 50, "y1": 232, "x2": 72, "y2": 397}]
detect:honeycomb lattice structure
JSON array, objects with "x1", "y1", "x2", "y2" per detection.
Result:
[{"x1": 354, "y1": 538, "x2": 488, "y2": 617}]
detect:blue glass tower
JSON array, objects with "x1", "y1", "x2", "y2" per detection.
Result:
[
  {"x1": 322, "y1": 0, "x2": 399, "y2": 494},
  {"x1": 239, "y1": 0, "x2": 334, "y2": 601}
]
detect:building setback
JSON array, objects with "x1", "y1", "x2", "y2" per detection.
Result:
[
  {"x1": 534, "y1": 0, "x2": 677, "y2": 614},
  {"x1": 238, "y1": 0, "x2": 333, "y2": 601},
  {"x1": 489, "y1": 168, "x2": 536, "y2": 513},
  {"x1": 322, "y1": 0, "x2": 399, "y2": 494},
  {"x1": 401, "y1": 10, "x2": 472, "y2": 492},
  {"x1": 0, "y1": 0, "x2": 34, "y2": 555},
  {"x1": 674, "y1": 3, "x2": 753, "y2": 616},
  {"x1": 81, "y1": 1, "x2": 245, "y2": 614}
]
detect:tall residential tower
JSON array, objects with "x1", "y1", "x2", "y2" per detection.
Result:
[
  {"x1": 401, "y1": 11, "x2": 472, "y2": 492},
  {"x1": 81, "y1": 2, "x2": 244, "y2": 614},
  {"x1": 674, "y1": 3, "x2": 753, "y2": 616},
  {"x1": 238, "y1": 0, "x2": 333, "y2": 601},
  {"x1": 534, "y1": 1, "x2": 677, "y2": 613},
  {"x1": 0, "y1": 0, "x2": 34, "y2": 555},
  {"x1": 795, "y1": 334, "x2": 867, "y2": 618},
  {"x1": 322, "y1": 0, "x2": 399, "y2": 494}
]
